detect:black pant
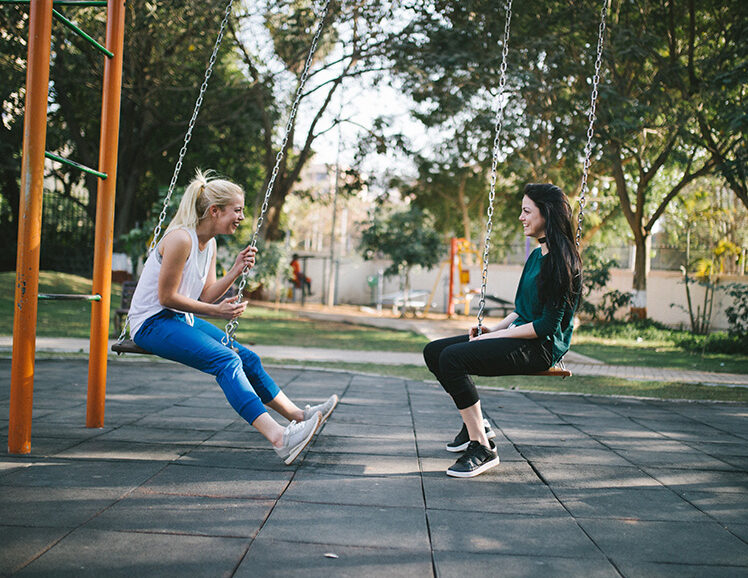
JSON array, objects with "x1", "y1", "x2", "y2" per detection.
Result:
[{"x1": 423, "y1": 334, "x2": 553, "y2": 410}]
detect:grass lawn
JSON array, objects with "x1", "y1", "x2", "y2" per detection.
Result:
[
  {"x1": 262, "y1": 359, "x2": 748, "y2": 403},
  {"x1": 0, "y1": 271, "x2": 428, "y2": 351},
  {"x1": 2, "y1": 271, "x2": 746, "y2": 402},
  {"x1": 207, "y1": 307, "x2": 428, "y2": 352},
  {"x1": 571, "y1": 335, "x2": 748, "y2": 375},
  {"x1": 0, "y1": 271, "x2": 121, "y2": 337}
]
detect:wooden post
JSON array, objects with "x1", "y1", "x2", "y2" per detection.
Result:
[{"x1": 8, "y1": 0, "x2": 54, "y2": 455}]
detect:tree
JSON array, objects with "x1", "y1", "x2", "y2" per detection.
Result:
[
  {"x1": 597, "y1": 0, "x2": 744, "y2": 318},
  {"x1": 385, "y1": 0, "x2": 746, "y2": 319},
  {"x1": 1, "y1": 0, "x2": 268, "y2": 269},
  {"x1": 381, "y1": 1, "x2": 621, "y2": 254},
  {"x1": 229, "y1": 0, "x2": 406, "y2": 241},
  {"x1": 358, "y1": 205, "x2": 443, "y2": 304},
  {"x1": 0, "y1": 5, "x2": 29, "y2": 271}
]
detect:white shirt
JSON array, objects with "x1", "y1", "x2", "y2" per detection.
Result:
[{"x1": 128, "y1": 228, "x2": 215, "y2": 337}]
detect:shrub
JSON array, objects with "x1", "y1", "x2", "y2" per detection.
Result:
[
  {"x1": 724, "y1": 283, "x2": 748, "y2": 338},
  {"x1": 674, "y1": 331, "x2": 748, "y2": 355},
  {"x1": 579, "y1": 246, "x2": 631, "y2": 322}
]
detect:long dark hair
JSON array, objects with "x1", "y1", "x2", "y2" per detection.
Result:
[{"x1": 523, "y1": 183, "x2": 582, "y2": 307}]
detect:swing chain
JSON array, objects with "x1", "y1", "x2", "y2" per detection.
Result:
[
  {"x1": 222, "y1": 0, "x2": 333, "y2": 346},
  {"x1": 476, "y1": 0, "x2": 513, "y2": 335},
  {"x1": 149, "y1": 0, "x2": 236, "y2": 256},
  {"x1": 576, "y1": 0, "x2": 607, "y2": 248},
  {"x1": 114, "y1": 0, "x2": 234, "y2": 345}
]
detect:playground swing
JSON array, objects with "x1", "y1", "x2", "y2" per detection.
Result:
[
  {"x1": 472, "y1": 0, "x2": 608, "y2": 379},
  {"x1": 112, "y1": 0, "x2": 333, "y2": 355}
]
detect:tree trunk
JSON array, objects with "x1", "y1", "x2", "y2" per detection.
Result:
[
  {"x1": 261, "y1": 178, "x2": 291, "y2": 242},
  {"x1": 630, "y1": 233, "x2": 650, "y2": 319},
  {"x1": 457, "y1": 173, "x2": 472, "y2": 257}
]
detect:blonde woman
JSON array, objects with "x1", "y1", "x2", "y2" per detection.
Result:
[{"x1": 128, "y1": 170, "x2": 338, "y2": 464}]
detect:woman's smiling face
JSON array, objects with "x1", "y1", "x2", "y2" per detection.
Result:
[
  {"x1": 214, "y1": 193, "x2": 245, "y2": 234},
  {"x1": 519, "y1": 194, "x2": 546, "y2": 239}
]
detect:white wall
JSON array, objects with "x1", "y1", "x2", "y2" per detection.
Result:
[{"x1": 298, "y1": 255, "x2": 744, "y2": 332}]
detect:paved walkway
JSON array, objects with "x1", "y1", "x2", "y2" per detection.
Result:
[
  {"x1": 2, "y1": 358, "x2": 747, "y2": 576},
  {"x1": 1, "y1": 333, "x2": 746, "y2": 387}
]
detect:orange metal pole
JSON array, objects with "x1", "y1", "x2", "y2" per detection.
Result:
[
  {"x1": 9, "y1": 0, "x2": 54, "y2": 455},
  {"x1": 86, "y1": 0, "x2": 125, "y2": 428}
]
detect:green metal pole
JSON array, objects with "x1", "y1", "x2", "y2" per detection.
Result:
[
  {"x1": 0, "y1": 1, "x2": 108, "y2": 6},
  {"x1": 44, "y1": 151, "x2": 107, "y2": 179},
  {"x1": 52, "y1": 8, "x2": 113, "y2": 57},
  {"x1": 38, "y1": 293, "x2": 102, "y2": 301}
]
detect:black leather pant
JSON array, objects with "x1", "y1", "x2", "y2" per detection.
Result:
[{"x1": 423, "y1": 334, "x2": 553, "y2": 409}]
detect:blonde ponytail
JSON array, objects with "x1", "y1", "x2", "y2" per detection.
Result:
[{"x1": 166, "y1": 169, "x2": 244, "y2": 233}]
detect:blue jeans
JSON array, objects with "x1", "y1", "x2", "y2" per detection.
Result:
[{"x1": 133, "y1": 310, "x2": 280, "y2": 424}]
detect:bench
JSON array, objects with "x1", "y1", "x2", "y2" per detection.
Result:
[
  {"x1": 380, "y1": 290, "x2": 430, "y2": 316},
  {"x1": 113, "y1": 280, "x2": 137, "y2": 336},
  {"x1": 479, "y1": 293, "x2": 514, "y2": 318}
]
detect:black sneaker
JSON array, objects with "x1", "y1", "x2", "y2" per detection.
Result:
[
  {"x1": 447, "y1": 440, "x2": 500, "y2": 478},
  {"x1": 446, "y1": 419, "x2": 496, "y2": 452}
]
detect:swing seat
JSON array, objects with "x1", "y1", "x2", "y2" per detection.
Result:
[
  {"x1": 533, "y1": 366, "x2": 572, "y2": 378},
  {"x1": 111, "y1": 339, "x2": 151, "y2": 355}
]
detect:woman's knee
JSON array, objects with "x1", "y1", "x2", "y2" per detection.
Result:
[
  {"x1": 437, "y1": 344, "x2": 466, "y2": 376},
  {"x1": 423, "y1": 340, "x2": 440, "y2": 369},
  {"x1": 237, "y1": 347, "x2": 261, "y2": 368},
  {"x1": 424, "y1": 338, "x2": 453, "y2": 372},
  {"x1": 212, "y1": 348, "x2": 244, "y2": 377}
]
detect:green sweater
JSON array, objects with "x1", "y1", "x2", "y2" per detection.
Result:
[{"x1": 513, "y1": 247, "x2": 577, "y2": 365}]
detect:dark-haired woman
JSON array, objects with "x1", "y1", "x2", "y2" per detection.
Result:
[{"x1": 423, "y1": 184, "x2": 582, "y2": 478}]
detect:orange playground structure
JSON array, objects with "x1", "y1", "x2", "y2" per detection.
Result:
[{"x1": 8, "y1": 0, "x2": 126, "y2": 454}]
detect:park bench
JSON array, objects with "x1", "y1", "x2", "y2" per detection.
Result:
[
  {"x1": 477, "y1": 293, "x2": 514, "y2": 318},
  {"x1": 113, "y1": 280, "x2": 137, "y2": 336},
  {"x1": 380, "y1": 289, "x2": 431, "y2": 316}
]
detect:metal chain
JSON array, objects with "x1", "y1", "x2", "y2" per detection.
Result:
[
  {"x1": 475, "y1": 0, "x2": 513, "y2": 334},
  {"x1": 148, "y1": 0, "x2": 236, "y2": 255},
  {"x1": 116, "y1": 0, "x2": 234, "y2": 344},
  {"x1": 475, "y1": 0, "x2": 607, "y2": 335},
  {"x1": 576, "y1": 0, "x2": 608, "y2": 247},
  {"x1": 222, "y1": 0, "x2": 333, "y2": 345}
]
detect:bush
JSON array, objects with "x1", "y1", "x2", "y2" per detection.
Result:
[
  {"x1": 579, "y1": 246, "x2": 631, "y2": 322},
  {"x1": 578, "y1": 319, "x2": 674, "y2": 341},
  {"x1": 674, "y1": 331, "x2": 748, "y2": 355},
  {"x1": 578, "y1": 319, "x2": 748, "y2": 355},
  {"x1": 724, "y1": 283, "x2": 748, "y2": 338}
]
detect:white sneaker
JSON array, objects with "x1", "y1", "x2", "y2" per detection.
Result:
[
  {"x1": 303, "y1": 394, "x2": 339, "y2": 425},
  {"x1": 275, "y1": 413, "x2": 321, "y2": 465}
]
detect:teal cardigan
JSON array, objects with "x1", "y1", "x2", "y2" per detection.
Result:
[{"x1": 512, "y1": 247, "x2": 577, "y2": 365}]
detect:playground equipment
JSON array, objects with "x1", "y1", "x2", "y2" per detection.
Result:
[
  {"x1": 424, "y1": 238, "x2": 479, "y2": 317},
  {"x1": 7, "y1": 0, "x2": 125, "y2": 454}
]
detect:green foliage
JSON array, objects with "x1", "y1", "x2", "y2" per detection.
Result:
[
  {"x1": 579, "y1": 246, "x2": 631, "y2": 322},
  {"x1": 724, "y1": 283, "x2": 748, "y2": 338},
  {"x1": 358, "y1": 205, "x2": 444, "y2": 278},
  {"x1": 673, "y1": 331, "x2": 747, "y2": 356},
  {"x1": 577, "y1": 318, "x2": 747, "y2": 358},
  {"x1": 0, "y1": 0, "x2": 269, "y2": 267},
  {"x1": 577, "y1": 319, "x2": 675, "y2": 342},
  {"x1": 241, "y1": 241, "x2": 290, "y2": 297}
]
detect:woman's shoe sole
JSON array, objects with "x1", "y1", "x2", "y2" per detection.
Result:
[
  {"x1": 320, "y1": 395, "x2": 339, "y2": 425},
  {"x1": 284, "y1": 415, "x2": 321, "y2": 465},
  {"x1": 446, "y1": 456, "x2": 501, "y2": 478}
]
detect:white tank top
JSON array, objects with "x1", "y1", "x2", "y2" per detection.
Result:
[{"x1": 128, "y1": 228, "x2": 215, "y2": 338}]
